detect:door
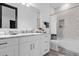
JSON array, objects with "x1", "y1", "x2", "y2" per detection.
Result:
[
  {"x1": 20, "y1": 43, "x2": 30, "y2": 56},
  {"x1": 30, "y1": 40, "x2": 40, "y2": 56},
  {"x1": 40, "y1": 40, "x2": 49, "y2": 55},
  {"x1": 0, "y1": 48, "x2": 7, "y2": 56},
  {"x1": 6, "y1": 45, "x2": 18, "y2": 56},
  {"x1": 40, "y1": 34, "x2": 50, "y2": 55}
]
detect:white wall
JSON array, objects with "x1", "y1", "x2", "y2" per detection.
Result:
[
  {"x1": 54, "y1": 3, "x2": 79, "y2": 14},
  {"x1": 34, "y1": 3, "x2": 50, "y2": 33},
  {"x1": 50, "y1": 15, "x2": 57, "y2": 34},
  {"x1": 55, "y1": 5, "x2": 79, "y2": 40},
  {"x1": 50, "y1": 3, "x2": 79, "y2": 40},
  {"x1": 36, "y1": 3, "x2": 50, "y2": 21},
  {"x1": 8, "y1": 3, "x2": 38, "y2": 30}
]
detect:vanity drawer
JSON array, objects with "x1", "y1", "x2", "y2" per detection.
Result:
[
  {"x1": 19, "y1": 36, "x2": 30, "y2": 44},
  {"x1": 19, "y1": 36, "x2": 37, "y2": 44},
  {"x1": 6, "y1": 37, "x2": 18, "y2": 46},
  {"x1": 0, "y1": 39, "x2": 7, "y2": 49},
  {"x1": 0, "y1": 37, "x2": 18, "y2": 49},
  {"x1": 41, "y1": 34, "x2": 50, "y2": 40}
]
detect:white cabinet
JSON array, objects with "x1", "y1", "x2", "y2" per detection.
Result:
[
  {"x1": 20, "y1": 36, "x2": 40, "y2": 56},
  {"x1": 0, "y1": 37, "x2": 18, "y2": 56},
  {"x1": 39, "y1": 34, "x2": 50, "y2": 55},
  {"x1": 30, "y1": 40, "x2": 40, "y2": 56},
  {"x1": 19, "y1": 36, "x2": 31, "y2": 56},
  {"x1": 0, "y1": 48, "x2": 7, "y2": 56},
  {"x1": 41, "y1": 40, "x2": 49, "y2": 55},
  {"x1": 20, "y1": 34, "x2": 50, "y2": 56},
  {"x1": 20, "y1": 43, "x2": 30, "y2": 56},
  {"x1": 6, "y1": 45, "x2": 18, "y2": 56},
  {"x1": 0, "y1": 45, "x2": 18, "y2": 56},
  {"x1": 0, "y1": 33, "x2": 50, "y2": 56}
]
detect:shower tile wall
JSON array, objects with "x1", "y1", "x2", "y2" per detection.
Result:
[{"x1": 57, "y1": 19, "x2": 64, "y2": 40}]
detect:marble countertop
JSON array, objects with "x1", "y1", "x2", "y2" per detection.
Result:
[{"x1": 0, "y1": 33, "x2": 43, "y2": 39}]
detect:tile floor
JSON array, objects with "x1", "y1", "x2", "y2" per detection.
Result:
[{"x1": 45, "y1": 49, "x2": 65, "y2": 56}]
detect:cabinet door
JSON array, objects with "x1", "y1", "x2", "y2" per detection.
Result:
[
  {"x1": 20, "y1": 36, "x2": 40, "y2": 56},
  {"x1": 40, "y1": 34, "x2": 50, "y2": 55},
  {"x1": 20, "y1": 43, "x2": 30, "y2": 56},
  {"x1": 0, "y1": 48, "x2": 7, "y2": 56},
  {"x1": 6, "y1": 45, "x2": 18, "y2": 56},
  {"x1": 0, "y1": 45, "x2": 18, "y2": 56},
  {"x1": 30, "y1": 40, "x2": 40, "y2": 56},
  {"x1": 40, "y1": 40, "x2": 49, "y2": 55}
]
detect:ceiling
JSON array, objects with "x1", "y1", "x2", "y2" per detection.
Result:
[
  {"x1": 51, "y1": 3, "x2": 79, "y2": 9},
  {"x1": 50, "y1": 3, "x2": 65, "y2": 9},
  {"x1": 33, "y1": 3, "x2": 79, "y2": 10}
]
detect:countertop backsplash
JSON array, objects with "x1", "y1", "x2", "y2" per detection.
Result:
[{"x1": 0, "y1": 28, "x2": 47, "y2": 35}]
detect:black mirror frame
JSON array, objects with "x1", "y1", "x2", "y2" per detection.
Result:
[{"x1": 0, "y1": 3, "x2": 18, "y2": 28}]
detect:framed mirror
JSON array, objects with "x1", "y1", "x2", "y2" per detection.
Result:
[{"x1": 0, "y1": 3, "x2": 17, "y2": 29}]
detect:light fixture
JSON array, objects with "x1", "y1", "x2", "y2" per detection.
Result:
[
  {"x1": 21, "y1": 3, "x2": 31, "y2": 7},
  {"x1": 64, "y1": 3, "x2": 70, "y2": 7},
  {"x1": 21, "y1": 3, "x2": 26, "y2": 5},
  {"x1": 26, "y1": 3, "x2": 30, "y2": 7},
  {"x1": 59, "y1": 3, "x2": 70, "y2": 11}
]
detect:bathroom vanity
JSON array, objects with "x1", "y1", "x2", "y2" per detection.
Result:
[
  {"x1": 0, "y1": 3, "x2": 50, "y2": 56},
  {"x1": 0, "y1": 33, "x2": 50, "y2": 56}
]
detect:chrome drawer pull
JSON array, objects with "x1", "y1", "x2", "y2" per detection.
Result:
[
  {"x1": 0, "y1": 42, "x2": 7, "y2": 45},
  {"x1": 30, "y1": 44, "x2": 32, "y2": 50}
]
